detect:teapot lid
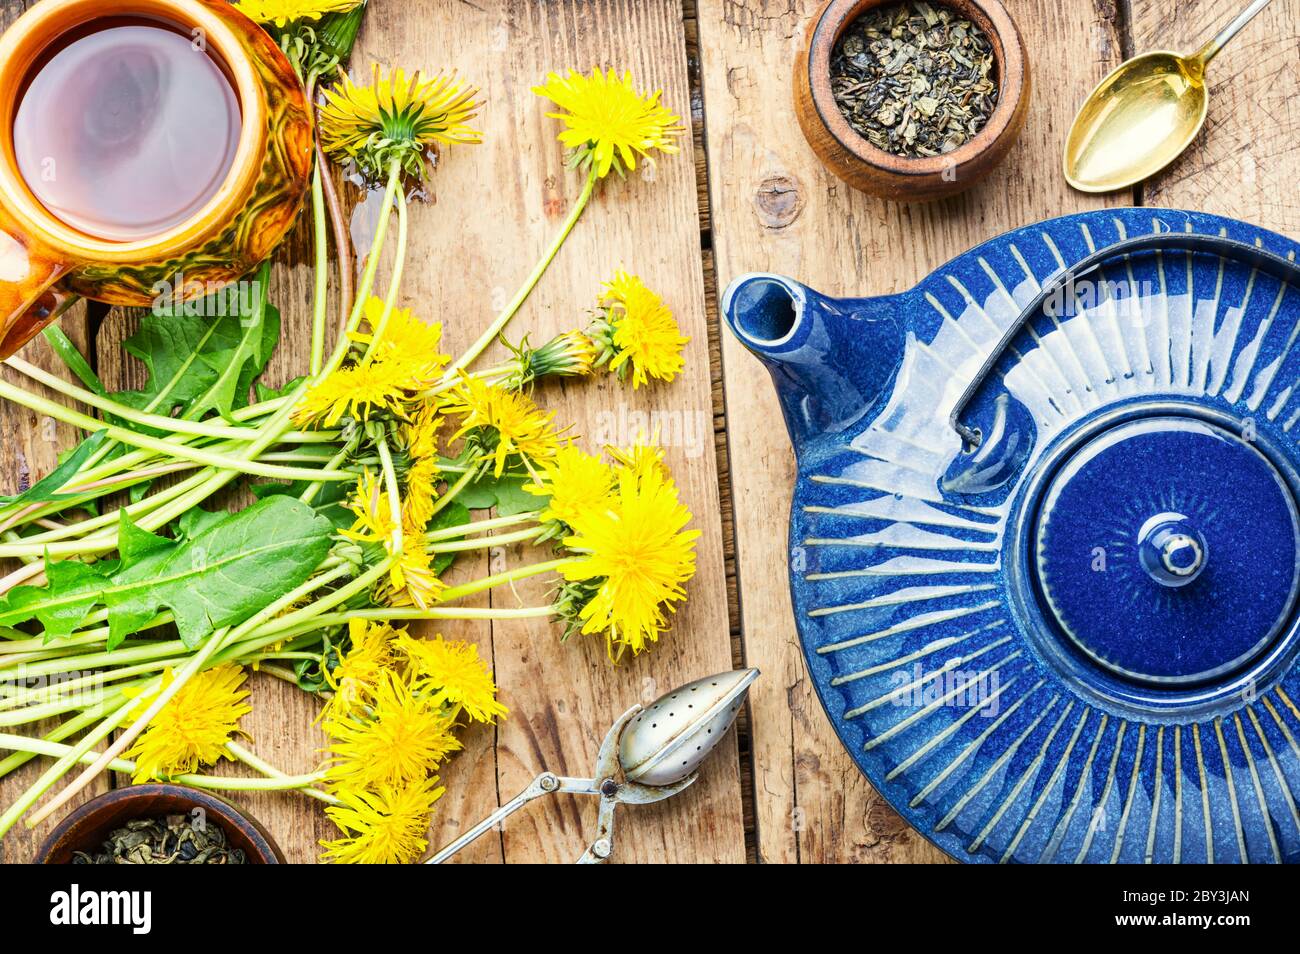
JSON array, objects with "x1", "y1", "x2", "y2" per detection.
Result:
[{"x1": 1032, "y1": 416, "x2": 1300, "y2": 685}]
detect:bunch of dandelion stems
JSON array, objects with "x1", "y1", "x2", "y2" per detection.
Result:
[{"x1": 0, "y1": 154, "x2": 602, "y2": 834}]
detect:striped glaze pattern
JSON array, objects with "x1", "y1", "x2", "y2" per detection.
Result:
[{"x1": 738, "y1": 209, "x2": 1300, "y2": 864}]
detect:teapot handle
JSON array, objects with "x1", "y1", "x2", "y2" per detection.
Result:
[
  {"x1": 949, "y1": 231, "x2": 1300, "y2": 450},
  {"x1": 0, "y1": 206, "x2": 73, "y2": 359}
]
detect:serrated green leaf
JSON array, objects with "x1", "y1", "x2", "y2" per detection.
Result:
[
  {"x1": 175, "y1": 507, "x2": 228, "y2": 542},
  {"x1": 116, "y1": 510, "x2": 171, "y2": 565},
  {"x1": 255, "y1": 374, "x2": 306, "y2": 403},
  {"x1": 0, "y1": 555, "x2": 109, "y2": 642},
  {"x1": 494, "y1": 475, "x2": 541, "y2": 516},
  {"x1": 454, "y1": 469, "x2": 538, "y2": 516},
  {"x1": 0, "y1": 431, "x2": 108, "y2": 507},
  {"x1": 183, "y1": 266, "x2": 276, "y2": 422},
  {"x1": 427, "y1": 501, "x2": 469, "y2": 574},
  {"x1": 0, "y1": 497, "x2": 334, "y2": 649},
  {"x1": 116, "y1": 268, "x2": 279, "y2": 422}
]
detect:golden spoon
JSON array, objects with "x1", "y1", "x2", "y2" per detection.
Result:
[{"x1": 1063, "y1": 0, "x2": 1272, "y2": 193}]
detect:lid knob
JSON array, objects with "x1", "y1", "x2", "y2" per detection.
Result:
[{"x1": 1138, "y1": 512, "x2": 1207, "y2": 588}]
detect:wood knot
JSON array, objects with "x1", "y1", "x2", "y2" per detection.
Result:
[{"x1": 753, "y1": 174, "x2": 804, "y2": 230}]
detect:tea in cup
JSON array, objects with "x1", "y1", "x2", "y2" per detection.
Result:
[{"x1": 0, "y1": 0, "x2": 312, "y2": 357}]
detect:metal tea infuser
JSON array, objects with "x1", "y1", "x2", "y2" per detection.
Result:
[{"x1": 426, "y1": 667, "x2": 759, "y2": 864}]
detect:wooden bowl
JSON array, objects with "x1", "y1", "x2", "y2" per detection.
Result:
[
  {"x1": 794, "y1": 0, "x2": 1030, "y2": 201},
  {"x1": 34, "y1": 784, "x2": 284, "y2": 864}
]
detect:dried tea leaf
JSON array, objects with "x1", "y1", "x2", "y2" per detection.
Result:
[{"x1": 829, "y1": 0, "x2": 998, "y2": 159}]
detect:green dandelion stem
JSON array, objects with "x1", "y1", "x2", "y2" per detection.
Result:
[
  {"x1": 361, "y1": 176, "x2": 410, "y2": 365},
  {"x1": 424, "y1": 510, "x2": 541, "y2": 541},
  {"x1": 0, "y1": 700, "x2": 113, "y2": 783},
  {"x1": 427, "y1": 527, "x2": 542, "y2": 553},
  {"x1": 0, "y1": 734, "x2": 333, "y2": 798},
  {"x1": 24, "y1": 554, "x2": 362, "y2": 828},
  {"x1": 425, "y1": 465, "x2": 479, "y2": 522},
  {"x1": 0, "y1": 378, "x2": 350, "y2": 485},
  {"x1": 0, "y1": 696, "x2": 131, "y2": 837},
  {"x1": 447, "y1": 165, "x2": 598, "y2": 376},
  {"x1": 377, "y1": 434, "x2": 404, "y2": 556},
  {"x1": 438, "y1": 557, "x2": 578, "y2": 603},
  {"x1": 310, "y1": 161, "x2": 331, "y2": 376},
  {"x1": 327, "y1": 158, "x2": 403, "y2": 377}
]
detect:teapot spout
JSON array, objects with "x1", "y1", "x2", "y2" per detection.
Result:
[{"x1": 721, "y1": 274, "x2": 904, "y2": 451}]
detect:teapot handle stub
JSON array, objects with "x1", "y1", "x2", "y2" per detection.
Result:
[
  {"x1": 0, "y1": 206, "x2": 74, "y2": 360},
  {"x1": 948, "y1": 231, "x2": 1300, "y2": 451}
]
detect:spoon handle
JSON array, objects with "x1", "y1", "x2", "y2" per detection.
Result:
[{"x1": 1193, "y1": 0, "x2": 1271, "y2": 69}]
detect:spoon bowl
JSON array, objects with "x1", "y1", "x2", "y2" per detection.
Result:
[
  {"x1": 1061, "y1": 0, "x2": 1271, "y2": 194},
  {"x1": 1063, "y1": 51, "x2": 1207, "y2": 193}
]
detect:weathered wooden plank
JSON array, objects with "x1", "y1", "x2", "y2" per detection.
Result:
[
  {"x1": 694, "y1": 0, "x2": 1127, "y2": 862},
  {"x1": 1132, "y1": 0, "x2": 1300, "y2": 227},
  {"x1": 352, "y1": 0, "x2": 744, "y2": 862},
  {"x1": 0, "y1": 0, "x2": 105, "y2": 864}
]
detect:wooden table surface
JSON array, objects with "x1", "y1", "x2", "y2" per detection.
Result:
[{"x1": 2, "y1": 0, "x2": 1297, "y2": 864}]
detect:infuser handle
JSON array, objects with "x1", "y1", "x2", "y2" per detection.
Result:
[
  {"x1": 424, "y1": 772, "x2": 599, "y2": 864},
  {"x1": 949, "y1": 232, "x2": 1300, "y2": 450}
]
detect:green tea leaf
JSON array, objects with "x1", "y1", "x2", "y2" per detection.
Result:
[
  {"x1": 0, "y1": 431, "x2": 108, "y2": 506},
  {"x1": 0, "y1": 497, "x2": 334, "y2": 649}
]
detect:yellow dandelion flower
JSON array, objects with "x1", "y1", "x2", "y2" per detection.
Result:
[
  {"x1": 384, "y1": 521, "x2": 445, "y2": 609},
  {"x1": 594, "y1": 272, "x2": 688, "y2": 389},
  {"x1": 340, "y1": 471, "x2": 397, "y2": 545},
  {"x1": 234, "y1": 0, "x2": 359, "y2": 29},
  {"x1": 123, "y1": 665, "x2": 251, "y2": 783},
  {"x1": 561, "y1": 461, "x2": 699, "y2": 657},
  {"x1": 443, "y1": 375, "x2": 565, "y2": 478},
  {"x1": 394, "y1": 633, "x2": 508, "y2": 724},
  {"x1": 352, "y1": 298, "x2": 450, "y2": 387},
  {"x1": 403, "y1": 403, "x2": 443, "y2": 460},
  {"x1": 294, "y1": 361, "x2": 409, "y2": 427},
  {"x1": 320, "y1": 65, "x2": 481, "y2": 179},
  {"x1": 531, "y1": 68, "x2": 683, "y2": 178},
  {"x1": 607, "y1": 438, "x2": 671, "y2": 487},
  {"x1": 507, "y1": 330, "x2": 597, "y2": 387},
  {"x1": 320, "y1": 776, "x2": 444, "y2": 864},
  {"x1": 523, "y1": 444, "x2": 615, "y2": 529},
  {"x1": 325, "y1": 670, "x2": 463, "y2": 789},
  {"x1": 341, "y1": 474, "x2": 441, "y2": 605},
  {"x1": 322, "y1": 619, "x2": 395, "y2": 721},
  {"x1": 402, "y1": 455, "x2": 441, "y2": 530}
]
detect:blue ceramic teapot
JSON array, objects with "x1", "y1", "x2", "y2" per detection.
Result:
[{"x1": 723, "y1": 208, "x2": 1300, "y2": 864}]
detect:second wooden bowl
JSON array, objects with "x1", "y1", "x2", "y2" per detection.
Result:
[
  {"x1": 34, "y1": 784, "x2": 284, "y2": 864},
  {"x1": 794, "y1": 0, "x2": 1029, "y2": 201}
]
